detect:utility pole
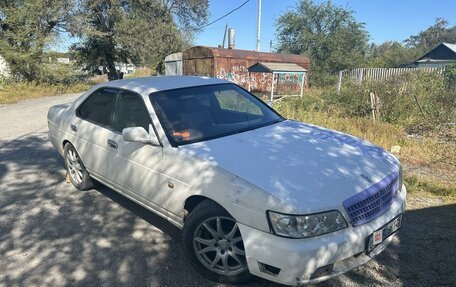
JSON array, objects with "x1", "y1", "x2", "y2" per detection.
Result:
[
  {"x1": 256, "y1": 0, "x2": 261, "y2": 52},
  {"x1": 222, "y1": 24, "x2": 228, "y2": 48}
]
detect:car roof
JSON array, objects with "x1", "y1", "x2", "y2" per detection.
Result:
[{"x1": 95, "y1": 76, "x2": 231, "y2": 96}]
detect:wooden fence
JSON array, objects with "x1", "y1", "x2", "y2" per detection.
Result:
[{"x1": 337, "y1": 67, "x2": 446, "y2": 94}]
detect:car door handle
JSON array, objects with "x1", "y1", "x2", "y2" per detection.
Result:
[
  {"x1": 107, "y1": 139, "x2": 118, "y2": 149},
  {"x1": 70, "y1": 124, "x2": 78, "y2": 132}
]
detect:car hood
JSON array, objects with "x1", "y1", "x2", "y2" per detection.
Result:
[{"x1": 180, "y1": 120, "x2": 400, "y2": 213}]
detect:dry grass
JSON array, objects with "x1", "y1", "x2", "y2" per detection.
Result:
[
  {"x1": 124, "y1": 67, "x2": 153, "y2": 79},
  {"x1": 275, "y1": 101, "x2": 456, "y2": 197},
  {"x1": 0, "y1": 82, "x2": 91, "y2": 104}
]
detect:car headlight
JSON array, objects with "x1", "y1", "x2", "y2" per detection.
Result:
[{"x1": 267, "y1": 210, "x2": 348, "y2": 239}]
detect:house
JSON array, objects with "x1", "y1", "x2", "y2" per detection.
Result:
[{"x1": 409, "y1": 42, "x2": 456, "y2": 68}]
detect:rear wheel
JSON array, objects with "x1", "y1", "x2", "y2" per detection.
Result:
[
  {"x1": 64, "y1": 143, "x2": 94, "y2": 190},
  {"x1": 183, "y1": 200, "x2": 253, "y2": 284}
]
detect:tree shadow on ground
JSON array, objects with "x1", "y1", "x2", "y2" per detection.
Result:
[{"x1": 0, "y1": 132, "x2": 454, "y2": 287}]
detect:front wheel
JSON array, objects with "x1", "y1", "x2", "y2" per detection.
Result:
[
  {"x1": 64, "y1": 143, "x2": 94, "y2": 190},
  {"x1": 183, "y1": 200, "x2": 253, "y2": 284}
]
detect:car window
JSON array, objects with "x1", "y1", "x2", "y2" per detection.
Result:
[
  {"x1": 150, "y1": 84, "x2": 283, "y2": 146},
  {"x1": 112, "y1": 91, "x2": 152, "y2": 132},
  {"x1": 78, "y1": 88, "x2": 117, "y2": 128},
  {"x1": 215, "y1": 89, "x2": 262, "y2": 115}
]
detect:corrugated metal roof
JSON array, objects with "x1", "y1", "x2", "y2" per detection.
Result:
[
  {"x1": 416, "y1": 42, "x2": 456, "y2": 62},
  {"x1": 182, "y1": 46, "x2": 310, "y2": 64},
  {"x1": 248, "y1": 62, "x2": 308, "y2": 73},
  {"x1": 443, "y1": 42, "x2": 456, "y2": 53}
]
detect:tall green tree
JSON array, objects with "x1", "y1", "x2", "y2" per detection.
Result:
[
  {"x1": 70, "y1": 0, "x2": 208, "y2": 79},
  {"x1": 276, "y1": 0, "x2": 369, "y2": 86},
  {"x1": 405, "y1": 18, "x2": 456, "y2": 52},
  {"x1": 0, "y1": 0, "x2": 70, "y2": 81},
  {"x1": 367, "y1": 41, "x2": 420, "y2": 68}
]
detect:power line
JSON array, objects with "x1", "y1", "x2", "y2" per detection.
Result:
[{"x1": 198, "y1": 0, "x2": 251, "y2": 29}]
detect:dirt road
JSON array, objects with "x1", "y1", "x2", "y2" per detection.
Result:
[{"x1": 1, "y1": 94, "x2": 455, "y2": 287}]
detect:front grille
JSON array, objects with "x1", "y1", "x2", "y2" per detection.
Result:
[{"x1": 343, "y1": 172, "x2": 399, "y2": 226}]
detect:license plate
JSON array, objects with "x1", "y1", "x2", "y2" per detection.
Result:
[{"x1": 366, "y1": 214, "x2": 402, "y2": 254}]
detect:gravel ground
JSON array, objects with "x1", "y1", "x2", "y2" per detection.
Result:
[{"x1": 1, "y1": 94, "x2": 455, "y2": 287}]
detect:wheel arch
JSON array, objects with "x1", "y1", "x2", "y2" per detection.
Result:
[
  {"x1": 183, "y1": 195, "x2": 227, "y2": 223},
  {"x1": 62, "y1": 139, "x2": 71, "y2": 151}
]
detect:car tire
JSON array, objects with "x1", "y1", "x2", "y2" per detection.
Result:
[
  {"x1": 183, "y1": 200, "x2": 253, "y2": 284},
  {"x1": 64, "y1": 143, "x2": 95, "y2": 190}
]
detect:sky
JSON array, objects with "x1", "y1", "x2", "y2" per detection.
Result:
[
  {"x1": 56, "y1": 0, "x2": 455, "y2": 52},
  {"x1": 195, "y1": 0, "x2": 456, "y2": 52}
]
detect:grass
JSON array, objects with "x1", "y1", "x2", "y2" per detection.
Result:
[
  {"x1": 0, "y1": 81, "x2": 91, "y2": 104},
  {"x1": 275, "y1": 96, "x2": 456, "y2": 197},
  {"x1": 404, "y1": 175, "x2": 456, "y2": 197},
  {"x1": 124, "y1": 67, "x2": 153, "y2": 79}
]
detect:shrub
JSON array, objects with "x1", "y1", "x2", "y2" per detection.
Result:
[
  {"x1": 321, "y1": 70, "x2": 456, "y2": 130},
  {"x1": 41, "y1": 63, "x2": 83, "y2": 85}
]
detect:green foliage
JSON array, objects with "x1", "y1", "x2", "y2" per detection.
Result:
[
  {"x1": 405, "y1": 18, "x2": 456, "y2": 51},
  {"x1": 338, "y1": 72, "x2": 455, "y2": 129},
  {"x1": 41, "y1": 63, "x2": 82, "y2": 85},
  {"x1": 276, "y1": 0, "x2": 369, "y2": 86},
  {"x1": 0, "y1": 0, "x2": 70, "y2": 82},
  {"x1": 70, "y1": 0, "x2": 208, "y2": 78},
  {"x1": 276, "y1": 71, "x2": 456, "y2": 131},
  {"x1": 444, "y1": 64, "x2": 456, "y2": 90},
  {"x1": 405, "y1": 175, "x2": 456, "y2": 196},
  {"x1": 367, "y1": 41, "x2": 421, "y2": 68},
  {"x1": 1, "y1": 0, "x2": 208, "y2": 82}
]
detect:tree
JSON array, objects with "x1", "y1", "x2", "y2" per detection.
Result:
[
  {"x1": 0, "y1": 0, "x2": 70, "y2": 81},
  {"x1": 405, "y1": 18, "x2": 456, "y2": 52},
  {"x1": 276, "y1": 0, "x2": 369, "y2": 86},
  {"x1": 70, "y1": 0, "x2": 208, "y2": 79},
  {"x1": 367, "y1": 41, "x2": 420, "y2": 68}
]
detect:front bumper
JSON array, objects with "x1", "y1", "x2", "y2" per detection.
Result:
[{"x1": 238, "y1": 184, "x2": 406, "y2": 286}]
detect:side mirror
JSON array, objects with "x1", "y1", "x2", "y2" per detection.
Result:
[{"x1": 122, "y1": 125, "x2": 161, "y2": 146}]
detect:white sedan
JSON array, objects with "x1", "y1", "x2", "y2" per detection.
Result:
[{"x1": 47, "y1": 76, "x2": 406, "y2": 286}]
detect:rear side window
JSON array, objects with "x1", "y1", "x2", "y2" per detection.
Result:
[
  {"x1": 112, "y1": 91, "x2": 152, "y2": 132},
  {"x1": 78, "y1": 89, "x2": 117, "y2": 128}
]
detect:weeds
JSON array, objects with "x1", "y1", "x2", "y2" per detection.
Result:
[
  {"x1": 405, "y1": 175, "x2": 456, "y2": 197},
  {"x1": 0, "y1": 81, "x2": 91, "y2": 104},
  {"x1": 327, "y1": 70, "x2": 456, "y2": 129},
  {"x1": 124, "y1": 67, "x2": 153, "y2": 78}
]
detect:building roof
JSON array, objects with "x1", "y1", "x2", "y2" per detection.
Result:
[
  {"x1": 442, "y1": 42, "x2": 456, "y2": 53},
  {"x1": 182, "y1": 46, "x2": 310, "y2": 65},
  {"x1": 415, "y1": 42, "x2": 456, "y2": 62},
  {"x1": 247, "y1": 62, "x2": 308, "y2": 73},
  {"x1": 93, "y1": 76, "x2": 230, "y2": 96}
]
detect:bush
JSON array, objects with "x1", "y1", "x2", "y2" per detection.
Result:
[
  {"x1": 322, "y1": 70, "x2": 456, "y2": 130},
  {"x1": 444, "y1": 64, "x2": 456, "y2": 91},
  {"x1": 41, "y1": 63, "x2": 83, "y2": 85}
]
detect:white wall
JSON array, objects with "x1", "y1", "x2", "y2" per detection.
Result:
[{"x1": 0, "y1": 55, "x2": 10, "y2": 77}]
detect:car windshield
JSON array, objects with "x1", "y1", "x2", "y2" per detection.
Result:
[{"x1": 150, "y1": 83, "x2": 284, "y2": 146}]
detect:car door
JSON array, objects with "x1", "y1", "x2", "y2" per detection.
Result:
[
  {"x1": 72, "y1": 88, "x2": 118, "y2": 181},
  {"x1": 104, "y1": 90, "x2": 169, "y2": 214}
]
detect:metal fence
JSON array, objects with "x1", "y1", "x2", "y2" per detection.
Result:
[{"x1": 337, "y1": 67, "x2": 446, "y2": 94}]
